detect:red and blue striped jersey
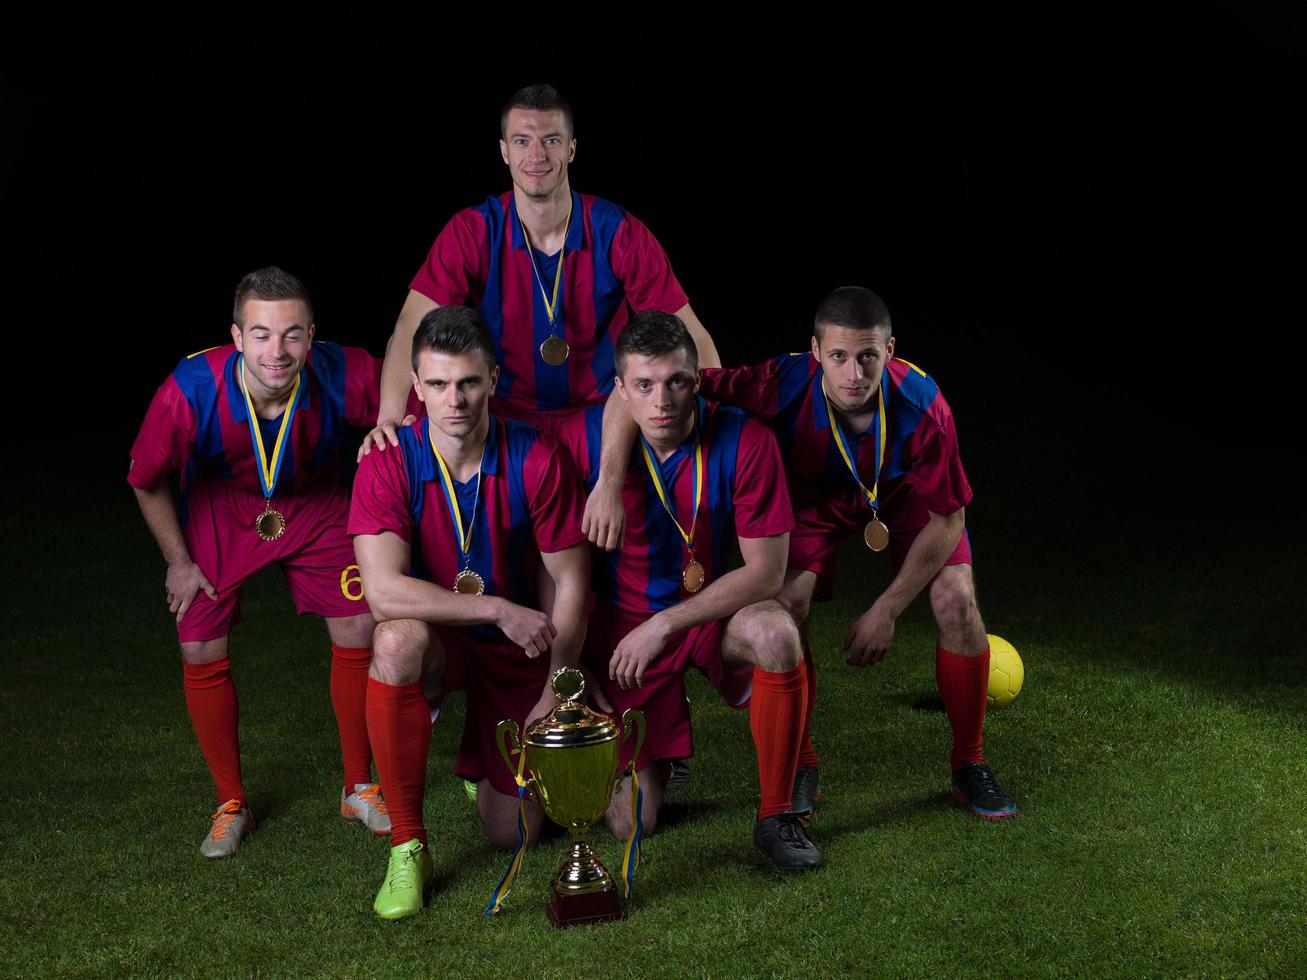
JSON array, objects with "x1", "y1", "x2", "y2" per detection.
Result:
[
  {"x1": 698, "y1": 355, "x2": 973, "y2": 526},
  {"x1": 556, "y1": 398, "x2": 793, "y2": 618},
  {"x1": 348, "y1": 416, "x2": 586, "y2": 642},
  {"x1": 410, "y1": 190, "x2": 688, "y2": 415},
  {"x1": 128, "y1": 343, "x2": 380, "y2": 521}
]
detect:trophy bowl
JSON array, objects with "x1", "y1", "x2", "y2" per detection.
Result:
[{"x1": 495, "y1": 666, "x2": 645, "y2": 926}]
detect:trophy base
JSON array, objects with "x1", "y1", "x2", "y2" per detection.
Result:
[{"x1": 546, "y1": 885, "x2": 626, "y2": 927}]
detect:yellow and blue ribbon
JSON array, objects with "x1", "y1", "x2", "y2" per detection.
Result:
[
  {"x1": 430, "y1": 431, "x2": 487, "y2": 571},
  {"x1": 484, "y1": 748, "x2": 531, "y2": 917},
  {"x1": 824, "y1": 378, "x2": 886, "y2": 513},
  {"x1": 639, "y1": 406, "x2": 704, "y2": 557},
  {"x1": 620, "y1": 765, "x2": 644, "y2": 900},
  {"x1": 519, "y1": 198, "x2": 573, "y2": 330},
  {"x1": 238, "y1": 357, "x2": 303, "y2": 500}
]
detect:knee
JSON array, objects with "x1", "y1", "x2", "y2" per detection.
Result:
[
  {"x1": 607, "y1": 808, "x2": 656, "y2": 842},
  {"x1": 776, "y1": 590, "x2": 812, "y2": 629},
  {"x1": 930, "y1": 573, "x2": 979, "y2": 635},
  {"x1": 370, "y1": 620, "x2": 428, "y2": 677},
  {"x1": 733, "y1": 605, "x2": 803, "y2": 673}
]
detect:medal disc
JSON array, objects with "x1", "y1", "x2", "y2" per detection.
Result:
[
  {"x1": 453, "y1": 569, "x2": 486, "y2": 595},
  {"x1": 863, "y1": 519, "x2": 889, "y2": 552},
  {"x1": 539, "y1": 336, "x2": 570, "y2": 366},
  {"x1": 682, "y1": 559, "x2": 706, "y2": 593},
  {"x1": 255, "y1": 508, "x2": 286, "y2": 542}
]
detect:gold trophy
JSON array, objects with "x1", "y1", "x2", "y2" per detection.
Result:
[{"x1": 495, "y1": 667, "x2": 645, "y2": 926}]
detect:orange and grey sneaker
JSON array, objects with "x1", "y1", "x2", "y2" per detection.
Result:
[
  {"x1": 341, "y1": 783, "x2": 391, "y2": 836},
  {"x1": 199, "y1": 799, "x2": 255, "y2": 859}
]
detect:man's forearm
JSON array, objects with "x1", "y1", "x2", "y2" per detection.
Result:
[
  {"x1": 651, "y1": 554, "x2": 784, "y2": 637},
  {"x1": 596, "y1": 389, "x2": 638, "y2": 486},
  {"x1": 366, "y1": 572, "x2": 505, "y2": 627},
  {"x1": 874, "y1": 509, "x2": 965, "y2": 617},
  {"x1": 133, "y1": 482, "x2": 192, "y2": 566},
  {"x1": 378, "y1": 291, "x2": 438, "y2": 424}
]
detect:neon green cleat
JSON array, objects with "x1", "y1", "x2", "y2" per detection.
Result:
[
  {"x1": 463, "y1": 779, "x2": 478, "y2": 802},
  {"x1": 374, "y1": 839, "x2": 433, "y2": 920}
]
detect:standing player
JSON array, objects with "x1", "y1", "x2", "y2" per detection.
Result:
[
  {"x1": 129, "y1": 267, "x2": 389, "y2": 859},
  {"x1": 695, "y1": 287, "x2": 1017, "y2": 820},
  {"x1": 556, "y1": 312, "x2": 821, "y2": 871},
  {"x1": 349, "y1": 306, "x2": 594, "y2": 920},
  {"x1": 362, "y1": 83, "x2": 720, "y2": 504}
]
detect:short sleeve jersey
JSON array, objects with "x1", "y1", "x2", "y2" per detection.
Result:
[
  {"x1": 410, "y1": 190, "x2": 689, "y2": 415},
  {"x1": 698, "y1": 355, "x2": 972, "y2": 528},
  {"x1": 128, "y1": 343, "x2": 381, "y2": 519},
  {"x1": 348, "y1": 416, "x2": 586, "y2": 643},
  {"x1": 556, "y1": 398, "x2": 794, "y2": 618}
]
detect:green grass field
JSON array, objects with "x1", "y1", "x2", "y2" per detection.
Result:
[{"x1": 3, "y1": 434, "x2": 1305, "y2": 978}]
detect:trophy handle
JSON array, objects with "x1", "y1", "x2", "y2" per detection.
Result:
[
  {"x1": 619, "y1": 709, "x2": 646, "y2": 774},
  {"x1": 495, "y1": 719, "x2": 523, "y2": 779}
]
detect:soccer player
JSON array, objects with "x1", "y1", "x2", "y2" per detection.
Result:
[
  {"x1": 362, "y1": 83, "x2": 720, "y2": 549},
  {"x1": 556, "y1": 312, "x2": 821, "y2": 872},
  {"x1": 349, "y1": 306, "x2": 594, "y2": 920},
  {"x1": 129, "y1": 267, "x2": 389, "y2": 859},
  {"x1": 694, "y1": 287, "x2": 1017, "y2": 820}
]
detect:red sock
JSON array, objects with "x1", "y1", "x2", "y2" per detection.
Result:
[
  {"x1": 182, "y1": 658, "x2": 245, "y2": 807},
  {"x1": 330, "y1": 645, "x2": 374, "y2": 790},
  {"x1": 366, "y1": 678, "x2": 431, "y2": 846},
  {"x1": 796, "y1": 643, "x2": 820, "y2": 771},
  {"x1": 750, "y1": 664, "x2": 807, "y2": 820},
  {"x1": 935, "y1": 644, "x2": 990, "y2": 769}
]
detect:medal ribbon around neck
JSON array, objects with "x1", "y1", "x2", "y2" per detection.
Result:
[
  {"x1": 429, "y1": 427, "x2": 488, "y2": 573},
  {"x1": 825, "y1": 379, "x2": 886, "y2": 514},
  {"x1": 519, "y1": 198, "x2": 573, "y2": 333},
  {"x1": 238, "y1": 356, "x2": 303, "y2": 500},
  {"x1": 639, "y1": 407, "x2": 704, "y2": 563}
]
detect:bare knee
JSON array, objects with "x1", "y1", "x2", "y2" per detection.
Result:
[
  {"x1": 179, "y1": 637, "x2": 228, "y2": 664},
  {"x1": 480, "y1": 785, "x2": 543, "y2": 849},
  {"x1": 726, "y1": 602, "x2": 803, "y2": 672},
  {"x1": 930, "y1": 567, "x2": 984, "y2": 643},
  {"x1": 369, "y1": 619, "x2": 431, "y2": 685},
  {"x1": 326, "y1": 612, "x2": 376, "y2": 649}
]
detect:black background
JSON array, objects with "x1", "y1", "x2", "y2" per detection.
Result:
[{"x1": 6, "y1": 2, "x2": 1304, "y2": 519}]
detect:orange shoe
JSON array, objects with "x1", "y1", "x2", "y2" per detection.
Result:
[
  {"x1": 341, "y1": 783, "x2": 391, "y2": 836},
  {"x1": 199, "y1": 799, "x2": 254, "y2": 859}
]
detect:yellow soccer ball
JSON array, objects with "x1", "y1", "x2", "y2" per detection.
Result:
[{"x1": 987, "y1": 635, "x2": 1024, "y2": 708}]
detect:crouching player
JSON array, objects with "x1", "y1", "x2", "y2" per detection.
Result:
[
  {"x1": 698, "y1": 287, "x2": 1016, "y2": 820},
  {"x1": 557, "y1": 312, "x2": 820, "y2": 871},
  {"x1": 349, "y1": 306, "x2": 593, "y2": 919},
  {"x1": 128, "y1": 267, "x2": 389, "y2": 858}
]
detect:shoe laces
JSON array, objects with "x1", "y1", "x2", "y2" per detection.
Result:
[
  {"x1": 387, "y1": 842, "x2": 423, "y2": 889},
  {"x1": 357, "y1": 783, "x2": 388, "y2": 814},
  {"x1": 209, "y1": 800, "x2": 242, "y2": 840},
  {"x1": 776, "y1": 816, "x2": 810, "y2": 847},
  {"x1": 964, "y1": 764, "x2": 1000, "y2": 795}
]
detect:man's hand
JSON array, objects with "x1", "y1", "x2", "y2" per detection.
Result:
[
  {"x1": 166, "y1": 561, "x2": 217, "y2": 625},
  {"x1": 581, "y1": 477, "x2": 625, "y2": 551},
  {"x1": 609, "y1": 616, "x2": 671, "y2": 690},
  {"x1": 524, "y1": 687, "x2": 561, "y2": 731},
  {"x1": 356, "y1": 415, "x2": 417, "y2": 461},
  {"x1": 495, "y1": 600, "x2": 557, "y2": 659},
  {"x1": 843, "y1": 598, "x2": 898, "y2": 666},
  {"x1": 579, "y1": 664, "x2": 615, "y2": 714}
]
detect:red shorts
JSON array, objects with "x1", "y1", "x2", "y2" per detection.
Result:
[
  {"x1": 177, "y1": 480, "x2": 369, "y2": 643},
  {"x1": 789, "y1": 492, "x2": 973, "y2": 600},
  {"x1": 428, "y1": 627, "x2": 550, "y2": 798},
  {"x1": 583, "y1": 605, "x2": 753, "y2": 770}
]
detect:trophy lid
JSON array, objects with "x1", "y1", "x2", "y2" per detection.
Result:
[{"x1": 523, "y1": 667, "x2": 619, "y2": 749}]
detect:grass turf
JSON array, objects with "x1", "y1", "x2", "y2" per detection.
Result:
[{"x1": 3, "y1": 441, "x2": 1305, "y2": 977}]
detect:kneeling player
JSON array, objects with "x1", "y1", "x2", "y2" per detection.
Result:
[
  {"x1": 697, "y1": 287, "x2": 1016, "y2": 820},
  {"x1": 557, "y1": 312, "x2": 820, "y2": 871},
  {"x1": 350, "y1": 307, "x2": 593, "y2": 919},
  {"x1": 129, "y1": 267, "x2": 389, "y2": 858}
]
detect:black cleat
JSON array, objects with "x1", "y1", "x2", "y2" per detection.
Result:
[
  {"x1": 665, "y1": 757, "x2": 692, "y2": 791},
  {"x1": 951, "y1": 762, "x2": 1017, "y2": 820},
  {"x1": 753, "y1": 812, "x2": 823, "y2": 871},
  {"x1": 790, "y1": 766, "x2": 822, "y2": 821}
]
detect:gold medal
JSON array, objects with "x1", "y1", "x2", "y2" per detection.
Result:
[
  {"x1": 682, "y1": 559, "x2": 706, "y2": 593},
  {"x1": 863, "y1": 518, "x2": 889, "y2": 552},
  {"x1": 539, "y1": 335, "x2": 570, "y2": 366},
  {"x1": 453, "y1": 569, "x2": 486, "y2": 595},
  {"x1": 256, "y1": 507, "x2": 286, "y2": 541}
]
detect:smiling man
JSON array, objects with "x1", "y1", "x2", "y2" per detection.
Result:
[
  {"x1": 349, "y1": 306, "x2": 594, "y2": 919},
  {"x1": 696, "y1": 286, "x2": 1016, "y2": 821},
  {"x1": 555, "y1": 312, "x2": 820, "y2": 872},
  {"x1": 363, "y1": 84, "x2": 720, "y2": 548},
  {"x1": 129, "y1": 267, "x2": 389, "y2": 858}
]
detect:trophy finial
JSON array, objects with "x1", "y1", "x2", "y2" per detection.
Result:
[{"x1": 550, "y1": 666, "x2": 585, "y2": 703}]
